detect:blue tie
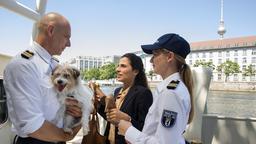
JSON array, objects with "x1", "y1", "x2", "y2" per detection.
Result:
[{"x1": 47, "y1": 58, "x2": 58, "y2": 75}]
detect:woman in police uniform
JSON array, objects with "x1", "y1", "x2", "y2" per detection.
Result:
[{"x1": 118, "y1": 33, "x2": 194, "y2": 144}]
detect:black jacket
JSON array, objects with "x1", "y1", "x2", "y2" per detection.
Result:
[{"x1": 98, "y1": 85, "x2": 153, "y2": 144}]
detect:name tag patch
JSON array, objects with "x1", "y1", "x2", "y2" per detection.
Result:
[{"x1": 161, "y1": 110, "x2": 177, "y2": 128}]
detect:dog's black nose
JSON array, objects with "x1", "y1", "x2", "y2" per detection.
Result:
[{"x1": 57, "y1": 80, "x2": 63, "y2": 84}]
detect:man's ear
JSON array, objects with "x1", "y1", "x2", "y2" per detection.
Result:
[{"x1": 47, "y1": 24, "x2": 55, "y2": 37}]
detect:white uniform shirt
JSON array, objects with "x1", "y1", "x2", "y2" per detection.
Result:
[
  {"x1": 4, "y1": 42, "x2": 61, "y2": 137},
  {"x1": 125, "y1": 73, "x2": 191, "y2": 144}
]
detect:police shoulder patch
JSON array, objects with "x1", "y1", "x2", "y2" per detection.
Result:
[
  {"x1": 161, "y1": 110, "x2": 177, "y2": 128},
  {"x1": 21, "y1": 50, "x2": 34, "y2": 59},
  {"x1": 167, "y1": 80, "x2": 180, "y2": 89}
]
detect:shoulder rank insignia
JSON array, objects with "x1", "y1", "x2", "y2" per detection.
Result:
[
  {"x1": 52, "y1": 56, "x2": 59, "y2": 63},
  {"x1": 21, "y1": 50, "x2": 34, "y2": 59},
  {"x1": 161, "y1": 110, "x2": 177, "y2": 128},
  {"x1": 167, "y1": 80, "x2": 180, "y2": 89}
]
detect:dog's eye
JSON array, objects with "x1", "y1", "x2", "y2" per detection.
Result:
[{"x1": 64, "y1": 74, "x2": 70, "y2": 78}]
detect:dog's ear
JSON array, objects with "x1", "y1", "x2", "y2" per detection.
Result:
[
  {"x1": 52, "y1": 64, "x2": 60, "y2": 75},
  {"x1": 72, "y1": 68, "x2": 80, "y2": 78}
]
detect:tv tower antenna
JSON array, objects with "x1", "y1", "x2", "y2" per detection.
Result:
[{"x1": 217, "y1": 0, "x2": 226, "y2": 39}]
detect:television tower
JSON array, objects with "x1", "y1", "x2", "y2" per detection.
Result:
[{"x1": 217, "y1": 0, "x2": 226, "y2": 39}]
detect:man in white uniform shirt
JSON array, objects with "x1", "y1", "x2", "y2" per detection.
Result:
[
  {"x1": 118, "y1": 33, "x2": 194, "y2": 144},
  {"x1": 4, "y1": 12, "x2": 82, "y2": 144}
]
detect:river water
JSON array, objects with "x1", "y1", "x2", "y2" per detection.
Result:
[
  {"x1": 101, "y1": 86, "x2": 256, "y2": 118},
  {"x1": 207, "y1": 90, "x2": 256, "y2": 118}
]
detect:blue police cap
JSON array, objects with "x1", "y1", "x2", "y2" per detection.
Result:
[{"x1": 141, "y1": 33, "x2": 190, "y2": 59}]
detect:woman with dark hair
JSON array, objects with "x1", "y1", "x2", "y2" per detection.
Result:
[{"x1": 91, "y1": 53, "x2": 153, "y2": 144}]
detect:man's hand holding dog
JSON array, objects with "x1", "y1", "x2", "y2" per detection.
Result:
[{"x1": 65, "y1": 97, "x2": 82, "y2": 118}]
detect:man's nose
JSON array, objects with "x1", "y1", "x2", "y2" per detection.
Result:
[{"x1": 66, "y1": 39, "x2": 71, "y2": 47}]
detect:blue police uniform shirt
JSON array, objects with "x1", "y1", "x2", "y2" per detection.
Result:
[
  {"x1": 125, "y1": 72, "x2": 191, "y2": 144},
  {"x1": 4, "y1": 42, "x2": 62, "y2": 137}
]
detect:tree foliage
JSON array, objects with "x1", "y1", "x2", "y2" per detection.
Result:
[
  {"x1": 82, "y1": 68, "x2": 100, "y2": 80},
  {"x1": 243, "y1": 64, "x2": 256, "y2": 78},
  {"x1": 148, "y1": 70, "x2": 155, "y2": 81},
  {"x1": 99, "y1": 63, "x2": 116, "y2": 80},
  {"x1": 193, "y1": 60, "x2": 215, "y2": 70},
  {"x1": 81, "y1": 63, "x2": 116, "y2": 80},
  {"x1": 217, "y1": 60, "x2": 240, "y2": 82}
]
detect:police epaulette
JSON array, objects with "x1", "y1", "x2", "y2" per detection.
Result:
[
  {"x1": 52, "y1": 56, "x2": 59, "y2": 63},
  {"x1": 21, "y1": 50, "x2": 34, "y2": 59},
  {"x1": 167, "y1": 80, "x2": 180, "y2": 89}
]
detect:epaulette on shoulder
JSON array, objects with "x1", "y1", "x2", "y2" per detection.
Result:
[
  {"x1": 21, "y1": 50, "x2": 34, "y2": 59},
  {"x1": 52, "y1": 56, "x2": 59, "y2": 63},
  {"x1": 167, "y1": 80, "x2": 180, "y2": 89}
]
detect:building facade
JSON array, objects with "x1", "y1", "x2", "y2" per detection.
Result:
[
  {"x1": 189, "y1": 36, "x2": 256, "y2": 82},
  {"x1": 138, "y1": 36, "x2": 256, "y2": 82},
  {"x1": 69, "y1": 55, "x2": 120, "y2": 71}
]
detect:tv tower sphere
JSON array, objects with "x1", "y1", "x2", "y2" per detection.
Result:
[{"x1": 218, "y1": 0, "x2": 226, "y2": 39}]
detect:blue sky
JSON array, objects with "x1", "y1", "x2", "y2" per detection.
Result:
[{"x1": 0, "y1": 0, "x2": 255, "y2": 62}]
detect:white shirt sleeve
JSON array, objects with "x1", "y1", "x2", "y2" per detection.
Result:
[
  {"x1": 124, "y1": 90, "x2": 187, "y2": 144},
  {"x1": 4, "y1": 60, "x2": 45, "y2": 136}
]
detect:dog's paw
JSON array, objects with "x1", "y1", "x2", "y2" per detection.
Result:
[
  {"x1": 64, "y1": 128, "x2": 73, "y2": 135},
  {"x1": 51, "y1": 118, "x2": 58, "y2": 125}
]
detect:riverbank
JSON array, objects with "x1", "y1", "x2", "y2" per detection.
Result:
[
  {"x1": 209, "y1": 82, "x2": 256, "y2": 92},
  {"x1": 148, "y1": 81, "x2": 256, "y2": 92}
]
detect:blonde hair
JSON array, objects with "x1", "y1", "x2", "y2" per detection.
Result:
[{"x1": 175, "y1": 54, "x2": 194, "y2": 124}]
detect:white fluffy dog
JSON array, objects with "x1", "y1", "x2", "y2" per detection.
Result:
[{"x1": 51, "y1": 64, "x2": 93, "y2": 135}]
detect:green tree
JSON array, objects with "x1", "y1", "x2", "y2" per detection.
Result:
[
  {"x1": 81, "y1": 69, "x2": 87, "y2": 80},
  {"x1": 99, "y1": 63, "x2": 116, "y2": 80},
  {"x1": 243, "y1": 64, "x2": 256, "y2": 79},
  {"x1": 193, "y1": 60, "x2": 215, "y2": 70},
  {"x1": 148, "y1": 70, "x2": 154, "y2": 81},
  {"x1": 83, "y1": 68, "x2": 100, "y2": 80},
  {"x1": 217, "y1": 60, "x2": 240, "y2": 82}
]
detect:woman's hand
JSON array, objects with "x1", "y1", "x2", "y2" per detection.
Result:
[
  {"x1": 118, "y1": 120, "x2": 132, "y2": 136},
  {"x1": 88, "y1": 81, "x2": 105, "y2": 101},
  {"x1": 106, "y1": 108, "x2": 131, "y2": 126},
  {"x1": 65, "y1": 97, "x2": 82, "y2": 118}
]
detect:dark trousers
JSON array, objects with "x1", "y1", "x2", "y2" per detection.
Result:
[{"x1": 15, "y1": 136, "x2": 66, "y2": 144}]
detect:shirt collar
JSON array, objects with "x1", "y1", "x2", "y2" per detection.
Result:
[
  {"x1": 32, "y1": 41, "x2": 52, "y2": 64},
  {"x1": 156, "y1": 72, "x2": 181, "y2": 93}
]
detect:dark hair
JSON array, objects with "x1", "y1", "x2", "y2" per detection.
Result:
[{"x1": 121, "y1": 53, "x2": 149, "y2": 88}]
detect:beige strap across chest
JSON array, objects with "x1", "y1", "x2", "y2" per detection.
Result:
[
  {"x1": 108, "y1": 87, "x2": 130, "y2": 144},
  {"x1": 115, "y1": 87, "x2": 130, "y2": 109}
]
